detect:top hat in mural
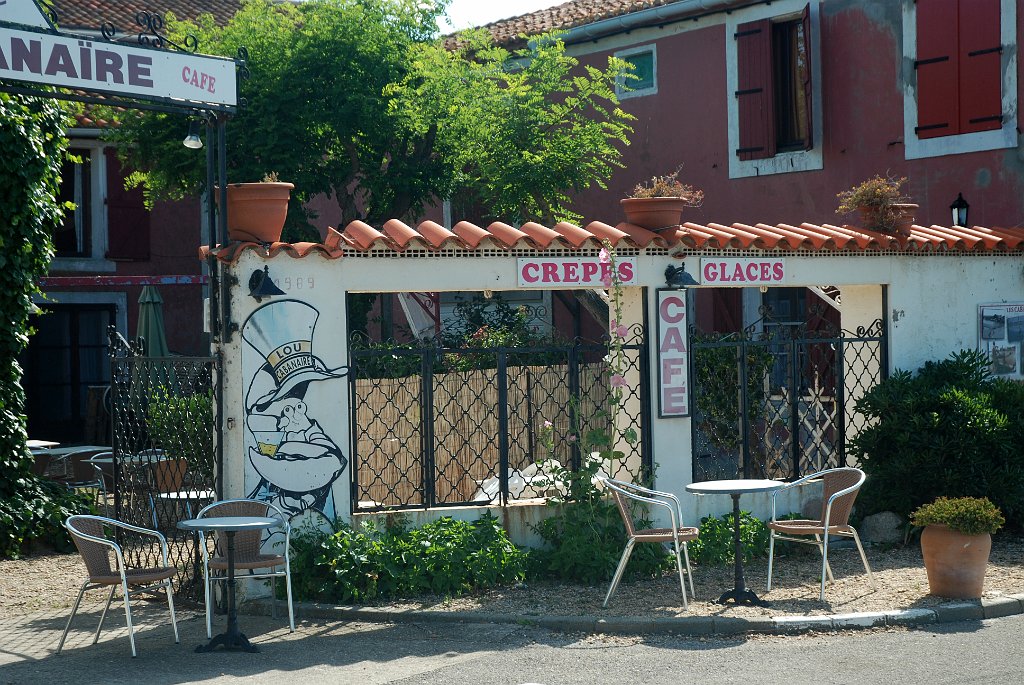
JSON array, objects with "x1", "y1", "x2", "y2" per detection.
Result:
[{"x1": 242, "y1": 299, "x2": 349, "y2": 412}]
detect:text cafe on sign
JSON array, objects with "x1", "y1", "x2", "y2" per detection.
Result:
[{"x1": 657, "y1": 290, "x2": 690, "y2": 417}]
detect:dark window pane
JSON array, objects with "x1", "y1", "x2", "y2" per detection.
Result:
[
  {"x1": 55, "y1": 148, "x2": 91, "y2": 257},
  {"x1": 772, "y1": 19, "x2": 809, "y2": 150},
  {"x1": 625, "y1": 51, "x2": 655, "y2": 91}
]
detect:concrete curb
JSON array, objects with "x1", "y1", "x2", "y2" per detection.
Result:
[{"x1": 251, "y1": 594, "x2": 1024, "y2": 637}]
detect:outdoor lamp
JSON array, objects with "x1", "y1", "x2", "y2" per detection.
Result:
[
  {"x1": 665, "y1": 262, "x2": 698, "y2": 289},
  {"x1": 950, "y1": 193, "x2": 969, "y2": 227},
  {"x1": 183, "y1": 119, "x2": 203, "y2": 149},
  {"x1": 248, "y1": 266, "x2": 286, "y2": 302}
]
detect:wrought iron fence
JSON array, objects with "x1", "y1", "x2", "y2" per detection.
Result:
[
  {"x1": 108, "y1": 329, "x2": 218, "y2": 598},
  {"x1": 351, "y1": 329, "x2": 650, "y2": 510},
  {"x1": 691, "y1": 317, "x2": 885, "y2": 482}
]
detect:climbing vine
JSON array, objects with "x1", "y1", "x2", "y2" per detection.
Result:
[{"x1": 0, "y1": 91, "x2": 89, "y2": 558}]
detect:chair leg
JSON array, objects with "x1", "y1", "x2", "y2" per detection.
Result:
[
  {"x1": 93, "y1": 585, "x2": 117, "y2": 644},
  {"x1": 56, "y1": 581, "x2": 89, "y2": 655},
  {"x1": 672, "y1": 538, "x2": 688, "y2": 610},
  {"x1": 766, "y1": 530, "x2": 777, "y2": 592},
  {"x1": 681, "y1": 541, "x2": 695, "y2": 600},
  {"x1": 121, "y1": 579, "x2": 137, "y2": 658},
  {"x1": 164, "y1": 578, "x2": 180, "y2": 644},
  {"x1": 818, "y1": 532, "x2": 832, "y2": 602},
  {"x1": 813, "y1": 534, "x2": 836, "y2": 582},
  {"x1": 850, "y1": 527, "x2": 877, "y2": 589},
  {"x1": 603, "y1": 539, "x2": 635, "y2": 608},
  {"x1": 205, "y1": 565, "x2": 214, "y2": 639},
  {"x1": 270, "y1": 574, "x2": 277, "y2": 620}
]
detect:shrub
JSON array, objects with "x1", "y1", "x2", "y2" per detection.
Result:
[
  {"x1": 850, "y1": 350, "x2": 1024, "y2": 529},
  {"x1": 287, "y1": 513, "x2": 528, "y2": 603},
  {"x1": 146, "y1": 390, "x2": 214, "y2": 481},
  {"x1": 628, "y1": 166, "x2": 704, "y2": 204},
  {"x1": 688, "y1": 511, "x2": 801, "y2": 565},
  {"x1": 911, "y1": 496, "x2": 1005, "y2": 535},
  {"x1": 835, "y1": 174, "x2": 911, "y2": 232}
]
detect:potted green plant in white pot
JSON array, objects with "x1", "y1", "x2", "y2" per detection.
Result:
[{"x1": 911, "y1": 496, "x2": 1005, "y2": 599}]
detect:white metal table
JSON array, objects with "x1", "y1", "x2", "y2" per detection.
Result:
[
  {"x1": 177, "y1": 515, "x2": 283, "y2": 653},
  {"x1": 685, "y1": 479, "x2": 784, "y2": 606}
]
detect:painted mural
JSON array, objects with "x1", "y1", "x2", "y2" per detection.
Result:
[{"x1": 241, "y1": 299, "x2": 348, "y2": 526}]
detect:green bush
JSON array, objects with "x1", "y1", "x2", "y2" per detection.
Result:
[
  {"x1": 850, "y1": 350, "x2": 1024, "y2": 529},
  {"x1": 529, "y1": 497, "x2": 673, "y2": 584},
  {"x1": 287, "y1": 513, "x2": 528, "y2": 603},
  {"x1": 911, "y1": 496, "x2": 1005, "y2": 535},
  {"x1": 146, "y1": 390, "x2": 214, "y2": 481},
  {"x1": 689, "y1": 511, "x2": 769, "y2": 565}
]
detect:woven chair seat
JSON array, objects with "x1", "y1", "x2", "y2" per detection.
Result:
[
  {"x1": 90, "y1": 566, "x2": 176, "y2": 586},
  {"x1": 768, "y1": 519, "x2": 852, "y2": 535},
  {"x1": 208, "y1": 553, "x2": 285, "y2": 571},
  {"x1": 634, "y1": 526, "x2": 699, "y2": 542}
]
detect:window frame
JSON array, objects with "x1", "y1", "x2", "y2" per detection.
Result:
[
  {"x1": 726, "y1": 0, "x2": 823, "y2": 179},
  {"x1": 615, "y1": 44, "x2": 658, "y2": 99},
  {"x1": 51, "y1": 137, "x2": 116, "y2": 273},
  {"x1": 902, "y1": 0, "x2": 1017, "y2": 160}
]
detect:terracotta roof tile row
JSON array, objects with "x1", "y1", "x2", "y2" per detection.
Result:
[
  {"x1": 52, "y1": 1, "x2": 240, "y2": 32},
  {"x1": 201, "y1": 219, "x2": 1024, "y2": 263}
]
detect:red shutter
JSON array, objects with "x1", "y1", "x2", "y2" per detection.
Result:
[
  {"x1": 958, "y1": 0, "x2": 1002, "y2": 134},
  {"x1": 801, "y1": 4, "x2": 813, "y2": 150},
  {"x1": 915, "y1": 0, "x2": 959, "y2": 139},
  {"x1": 735, "y1": 19, "x2": 776, "y2": 160},
  {"x1": 104, "y1": 148, "x2": 150, "y2": 261}
]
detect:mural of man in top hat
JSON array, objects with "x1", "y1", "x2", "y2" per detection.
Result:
[{"x1": 242, "y1": 299, "x2": 349, "y2": 518}]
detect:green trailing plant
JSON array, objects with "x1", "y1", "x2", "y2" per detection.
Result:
[
  {"x1": 146, "y1": 389, "x2": 215, "y2": 481},
  {"x1": 0, "y1": 91, "x2": 92, "y2": 558},
  {"x1": 911, "y1": 497, "x2": 1005, "y2": 536},
  {"x1": 850, "y1": 349, "x2": 1024, "y2": 530},
  {"x1": 287, "y1": 513, "x2": 528, "y2": 603}
]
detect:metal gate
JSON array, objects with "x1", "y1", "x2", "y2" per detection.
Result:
[
  {"x1": 108, "y1": 329, "x2": 220, "y2": 597},
  {"x1": 350, "y1": 329, "x2": 651, "y2": 511},
  {"x1": 691, "y1": 313, "x2": 886, "y2": 482}
]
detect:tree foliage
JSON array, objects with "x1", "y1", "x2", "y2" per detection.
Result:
[
  {"x1": 110, "y1": 0, "x2": 633, "y2": 239},
  {"x1": 0, "y1": 90, "x2": 91, "y2": 558}
]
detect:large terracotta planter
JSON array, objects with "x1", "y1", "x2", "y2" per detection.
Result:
[
  {"x1": 920, "y1": 524, "x2": 991, "y2": 599},
  {"x1": 620, "y1": 197, "x2": 688, "y2": 231},
  {"x1": 857, "y1": 202, "x2": 918, "y2": 236},
  {"x1": 219, "y1": 182, "x2": 294, "y2": 243}
]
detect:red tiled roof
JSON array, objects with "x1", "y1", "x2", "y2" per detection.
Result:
[
  {"x1": 200, "y1": 219, "x2": 1024, "y2": 262},
  {"x1": 51, "y1": 1, "x2": 241, "y2": 31},
  {"x1": 469, "y1": 0, "x2": 703, "y2": 47}
]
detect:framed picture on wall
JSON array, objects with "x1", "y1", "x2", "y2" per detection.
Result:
[{"x1": 978, "y1": 304, "x2": 1024, "y2": 380}]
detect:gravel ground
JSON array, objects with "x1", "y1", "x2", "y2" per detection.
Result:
[{"x1": 4, "y1": 535, "x2": 1023, "y2": 619}]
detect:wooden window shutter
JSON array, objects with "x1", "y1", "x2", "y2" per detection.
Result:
[
  {"x1": 104, "y1": 148, "x2": 150, "y2": 261},
  {"x1": 735, "y1": 18, "x2": 776, "y2": 160},
  {"x1": 958, "y1": 0, "x2": 1002, "y2": 134},
  {"x1": 801, "y1": 3, "x2": 813, "y2": 150},
  {"x1": 915, "y1": 0, "x2": 959, "y2": 139}
]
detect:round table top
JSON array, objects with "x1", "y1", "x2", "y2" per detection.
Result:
[
  {"x1": 177, "y1": 515, "x2": 283, "y2": 532},
  {"x1": 685, "y1": 479, "x2": 784, "y2": 495}
]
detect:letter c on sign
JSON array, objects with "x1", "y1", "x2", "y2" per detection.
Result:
[
  {"x1": 522, "y1": 263, "x2": 539, "y2": 283},
  {"x1": 660, "y1": 295, "x2": 686, "y2": 323}
]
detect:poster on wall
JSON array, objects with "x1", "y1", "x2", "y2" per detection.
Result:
[
  {"x1": 979, "y1": 303, "x2": 1024, "y2": 380},
  {"x1": 656, "y1": 288, "x2": 690, "y2": 417}
]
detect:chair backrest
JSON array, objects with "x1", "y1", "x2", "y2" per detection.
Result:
[
  {"x1": 66, "y1": 515, "x2": 116, "y2": 579},
  {"x1": 32, "y1": 451, "x2": 52, "y2": 477},
  {"x1": 198, "y1": 499, "x2": 284, "y2": 561},
  {"x1": 86, "y1": 452, "x2": 116, "y2": 489},
  {"x1": 603, "y1": 479, "x2": 663, "y2": 537},
  {"x1": 815, "y1": 467, "x2": 865, "y2": 526},
  {"x1": 69, "y1": 451, "x2": 104, "y2": 483}
]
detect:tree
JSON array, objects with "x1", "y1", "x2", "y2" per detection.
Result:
[
  {"x1": 111, "y1": 0, "x2": 633, "y2": 239},
  {"x1": 0, "y1": 90, "x2": 89, "y2": 558}
]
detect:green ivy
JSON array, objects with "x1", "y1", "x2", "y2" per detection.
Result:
[
  {"x1": 0, "y1": 90, "x2": 92, "y2": 558},
  {"x1": 286, "y1": 513, "x2": 528, "y2": 603}
]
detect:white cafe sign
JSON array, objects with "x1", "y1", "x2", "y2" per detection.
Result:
[{"x1": 1, "y1": 0, "x2": 237, "y2": 107}]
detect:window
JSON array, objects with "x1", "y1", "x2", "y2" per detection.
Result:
[
  {"x1": 734, "y1": 10, "x2": 811, "y2": 159},
  {"x1": 903, "y1": 0, "x2": 1016, "y2": 159},
  {"x1": 615, "y1": 45, "x2": 657, "y2": 99},
  {"x1": 55, "y1": 148, "x2": 92, "y2": 258},
  {"x1": 915, "y1": 0, "x2": 1002, "y2": 140},
  {"x1": 727, "y1": 1, "x2": 822, "y2": 178}
]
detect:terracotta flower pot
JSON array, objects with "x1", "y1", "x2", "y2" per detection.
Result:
[
  {"x1": 219, "y1": 182, "x2": 295, "y2": 243},
  {"x1": 620, "y1": 197, "x2": 688, "y2": 231},
  {"x1": 857, "y1": 202, "x2": 918, "y2": 236},
  {"x1": 920, "y1": 524, "x2": 991, "y2": 599}
]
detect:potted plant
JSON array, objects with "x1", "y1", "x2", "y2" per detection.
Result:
[
  {"x1": 911, "y1": 496, "x2": 1005, "y2": 599},
  {"x1": 620, "y1": 167, "x2": 703, "y2": 230},
  {"x1": 836, "y1": 174, "x2": 918, "y2": 235},
  {"x1": 220, "y1": 172, "x2": 295, "y2": 243}
]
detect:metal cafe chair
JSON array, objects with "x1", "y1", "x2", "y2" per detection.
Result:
[
  {"x1": 195, "y1": 498, "x2": 295, "y2": 638},
  {"x1": 601, "y1": 478, "x2": 699, "y2": 609},
  {"x1": 766, "y1": 467, "x2": 877, "y2": 601},
  {"x1": 57, "y1": 515, "x2": 179, "y2": 658}
]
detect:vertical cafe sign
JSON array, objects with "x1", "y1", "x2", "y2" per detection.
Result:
[{"x1": 657, "y1": 289, "x2": 689, "y2": 417}]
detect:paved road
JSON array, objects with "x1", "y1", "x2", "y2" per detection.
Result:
[{"x1": 1, "y1": 606, "x2": 1021, "y2": 684}]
